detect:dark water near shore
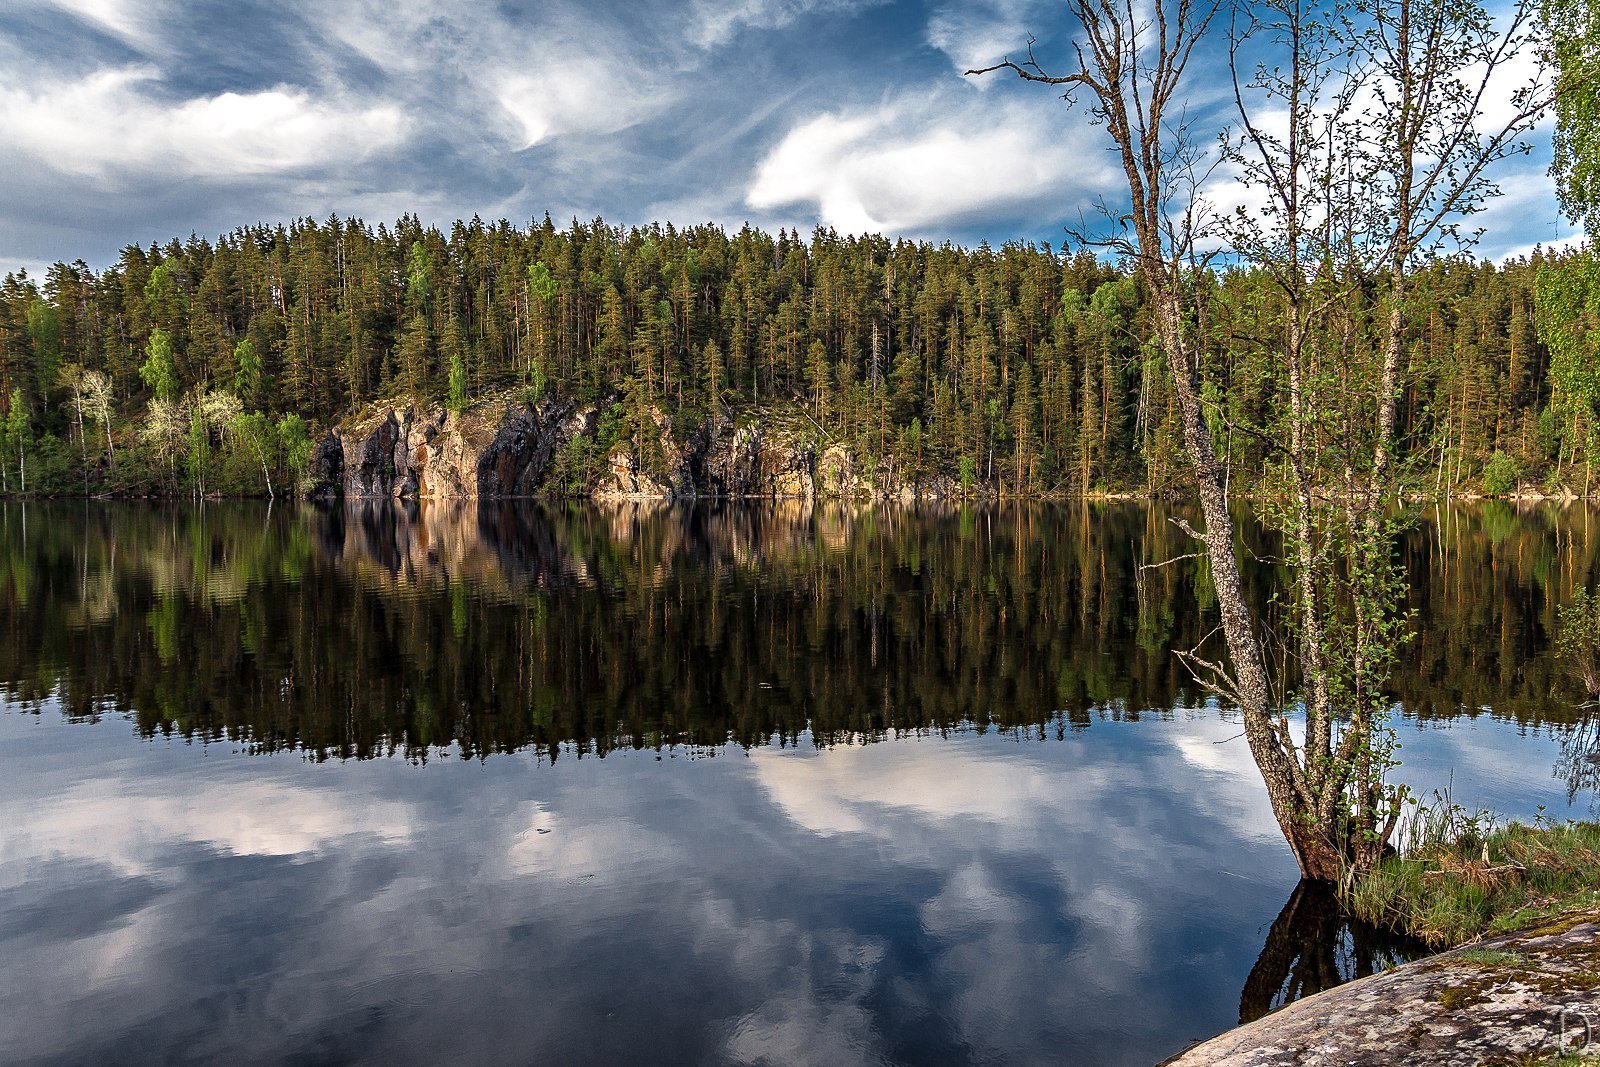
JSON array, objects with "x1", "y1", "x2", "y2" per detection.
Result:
[{"x1": 1, "y1": 501, "x2": 1596, "y2": 1066}]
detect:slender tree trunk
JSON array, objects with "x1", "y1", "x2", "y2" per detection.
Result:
[
  {"x1": 1149, "y1": 286, "x2": 1342, "y2": 880},
  {"x1": 1285, "y1": 310, "x2": 1334, "y2": 780}
]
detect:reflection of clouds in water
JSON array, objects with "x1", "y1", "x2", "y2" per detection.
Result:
[
  {"x1": 719, "y1": 922, "x2": 891, "y2": 1067},
  {"x1": 11, "y1": 777, "x2": 416, "y2": 874},
  {"x1": 7, "y1": 701, "x2": 1582, "y2": 1066},
  {"x1": 749, "y1": 738, "x2": 1068, "y2": 835},
  {"x1": 743, "y1": 720, "x2": 1297, "y2": 1060}
]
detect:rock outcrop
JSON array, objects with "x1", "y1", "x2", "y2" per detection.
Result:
[
  {"x1": 696, "y1": 419, "x2": 818, "y2": 498},
  {"x1": 476, "y1": 401, "x2": 599, "y2": 497},
  {"x1": 594, "y1": 405, "x2": 695, "y2": 500},
  {"x1": 1165, "y1": 912, "x2": 1600, "y2": 1066},
  {"x1": 314, "y1": 395, "x2": 961, "y2": 502}
]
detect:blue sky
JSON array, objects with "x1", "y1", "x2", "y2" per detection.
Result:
[{"x1": 0, "y1": 0, "x2": 1576, "y2": 277}]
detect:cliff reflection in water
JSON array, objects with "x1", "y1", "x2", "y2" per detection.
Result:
[{"x1": 1, "y1": 499, "x2": 1597, "y2": 759}]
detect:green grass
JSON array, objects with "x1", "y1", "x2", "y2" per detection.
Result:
[
  {"x1": 1342, "y1": 818, "x2": 1600, "y2": 948},
  {"x1": 1456, "y1": 947, "x2": 1528, "y2": 968}
]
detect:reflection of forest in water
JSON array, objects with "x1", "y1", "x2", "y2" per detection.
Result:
[{"x1": 2, "y1": 500, "x2": 1599, "y2": 768}]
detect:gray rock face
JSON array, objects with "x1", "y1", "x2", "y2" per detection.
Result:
[
  {"x1": 309, "y1": 431, "x2": 345, "y2": 496},
  {"x1": 477, "y1": 401, "x2": 599, "y2": 497},
  {"x1": 1165, "y1": 913, "x2": 1600, "y2": 1066},
  {"x1": 316, "y1": 397, "x2": 954, "y2": 501},
  {"x1": 696, "y1": 420, "x2": 817, "y2": 498},
  {"x1": 343, "y1": 409, "x2": 413, "y2": 498}
]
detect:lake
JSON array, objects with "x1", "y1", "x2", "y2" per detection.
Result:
[{"x1": 1, "y1": 500, "x2": 1595, "y2": 1066}]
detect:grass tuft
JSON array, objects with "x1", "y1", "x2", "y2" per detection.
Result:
[{"x1": 1342, "y1": 809, "x2": 1600, "y2": 948}]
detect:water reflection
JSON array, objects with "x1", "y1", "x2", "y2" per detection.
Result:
[
  {"x1": 2, "y1": 707, "x2": 1310, "y2": 1066},
  {"x1": 1556, "y1": 710, "x2": 1600, "y2": 806},
  {"x1": 3, "y1": 499, "x2": 1598, "y2": 757},
  {"x1": 1238, "y1": 881, "x2": 1424, "y2": 1025},
  {"x1": 0, "y1": 500, "x2": 1596, "y2": 1066}
]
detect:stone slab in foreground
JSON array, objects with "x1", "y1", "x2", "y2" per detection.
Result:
[{"x1": 1167, "y1": 912, "x2": 1600, "y2": 1066}]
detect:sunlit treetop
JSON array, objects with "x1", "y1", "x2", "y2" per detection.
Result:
[{"x1": 1544, "y1": 0, "x2": 1600, "y2": 240}]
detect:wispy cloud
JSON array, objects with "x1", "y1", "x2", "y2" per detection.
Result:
[
  {"x1": 687, "y1": 0, "x2": 887, "y2": 49},
  {"x1": 747, "y1": 86, "x2": 1119, "y2": 236},
  {"x1": 0, "y1": 67, "x2": 404, "y2": 179},
  {"x1": 26, "y1": 0, "x2": 161, "y2": 46},
  {"x1": 926, "y1": 0, "x2": 1051, "y2": 73},
  {"x1": 0, "y1": 0, "x2": 1564, "y2": 275},
  {"x1": 496, "y1": 61, "x2": 667, "y2": 149}
]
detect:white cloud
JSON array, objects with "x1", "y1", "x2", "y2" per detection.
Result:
[
  {"x1": 0, "y1": 259, "x2": 54, "y2": 280},
  {"x1": 1, "y1": 774, "x2": 416, "y2": 881},
  {"x1": 688, "y1": 0, "x2": 882, "y2": 50},
  {"x1": 0, "y1": 67, "x2": 404, "y2": 179},
  {"x1": 747, "y1": 88, "x2": 1118, "y2": 235},
  {"x1": 1495, "y1": 229, "x2": 1587, "y2": 262},
  {"x1": 749, "y1": 738, "x2": 1066, "y2": 838},
  {"x1": 1467, "y1": 165, "x2": 1575, "y2": 261},
  {"x1": 927, "y1": 0, "x2": 1046, "y2": 73},
  {"x1": 496, "y1": 60, "x2": 664, "y2": 149},
  {"x1": 30, "y1": 0, "x2": 159, "y2": 45}
]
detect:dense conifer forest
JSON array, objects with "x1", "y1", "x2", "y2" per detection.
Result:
[{"x1": 0, "y1": 214, "x2": 1591, "y2": 497}]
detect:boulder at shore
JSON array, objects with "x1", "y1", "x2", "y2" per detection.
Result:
[{"x1": 1166, "y1": 912, "x2": 1600, "y2": 1066}]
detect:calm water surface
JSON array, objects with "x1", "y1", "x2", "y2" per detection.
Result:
[{"x1": 1, "y1": 501, "x2": 1596, "y2": 1066}]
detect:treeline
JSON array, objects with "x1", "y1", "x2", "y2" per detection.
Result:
[{"x1": 0, "y1": 213, "x2": 1589, "y2": 496}]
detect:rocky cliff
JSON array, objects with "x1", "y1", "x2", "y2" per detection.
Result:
[{"x1": 312, "y1": 395, "x2": 963, "y2": 502}]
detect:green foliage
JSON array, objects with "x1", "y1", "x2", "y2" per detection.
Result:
[
  {"x1": 143, "y1": 260, "x2": 187, "y2": 326},
  {"x1": 406, "y1": 242, "x2": 432, "y2": 308},
  {"x1": 1481, "y1": 450, "x2": 1521, "y2": 495},
  {"x1": 448, "y1": 351, "x2": 468, "y2": 413},
  {"x1": 526, "y1": 261, "x2": 557, "y2": 305},
  {"x1": 1, "y1": 389, "x2": 29, "y2": 492},
  {"x1": 521, "y1": 360, "x2": 548, "y2": 405},
  {"x1": 1537, "y1": 251, "x2": 1600, "y2": 455},
  {"x1": 232, "y1": 339, "x2": 263, "y2": 402},
  {"x1": 1556, "y1": 587, "x2": 1600, "y2": 695},
  {"x1": 278, "y1": 413, "x2": 312, "y2": 476},
  {"x1": 22, "y1": 433, "x2": 74, "y2": 493},
  {"x1": 185, "y1": 406, "x2": 209, "y2": 491},
  {"x1": 1344, "y1": 815, "x2": 1600, "y2": 947},
  {"x1": 1542, "y1": 0, "x2": 1600, "y2": 239},
  {"x1": 140, "y1": 329, "x2": 179, "y2": 402},
  {"x1": 0, "y1": 214, "x2": 1589, "y2": 498},
  {"x1": 25, "y1": 297, "x2": 61, "y2": 396}
]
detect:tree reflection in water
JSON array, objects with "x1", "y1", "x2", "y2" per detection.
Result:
[
  {"x1": 1239, "y1": 880, "x2": 1426, "y2": 1025},
  {"x1": 2, "y1": 499, "x2": 1600, "y2": 759},
  {"x1": 1555, "y1": 710, "x2": 1600, "y2": 808},
  {"x1": 1, "y1": 497, "x2": 1597, "y2": 1063}
]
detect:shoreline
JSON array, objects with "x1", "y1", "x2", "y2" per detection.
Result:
[
  {"x1": 1164, "y1": 911, "x2": 1600, "y2": 1066},
  {"x1": 0, "y1": 488, "x2": 1591, "y2": 504}
]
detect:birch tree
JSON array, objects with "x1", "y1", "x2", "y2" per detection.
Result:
[{"x1": 975, "y1": 0, "x2": 1550, "y2": 878}]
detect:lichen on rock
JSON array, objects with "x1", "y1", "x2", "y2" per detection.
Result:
[{"x1": 1166, "y1": 912, "x2": 1600, "y2": 1066}]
